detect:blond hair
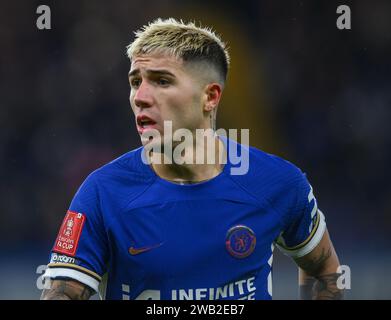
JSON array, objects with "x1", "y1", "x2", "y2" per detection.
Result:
[{"x1": 126, "y1": 18, "x2": 230, "y2": 83}]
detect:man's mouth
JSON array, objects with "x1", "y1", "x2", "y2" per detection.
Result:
[{"x1": 136, "y1": 115, "x2": 157, "y2": 133}]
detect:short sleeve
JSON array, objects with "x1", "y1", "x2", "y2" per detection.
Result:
[
  {"x1": 275, "y1": 173, "x2": 326, "y2": 258},
  {"x1": 42, "y1": 173, "x2": 109, "y2": 293}
]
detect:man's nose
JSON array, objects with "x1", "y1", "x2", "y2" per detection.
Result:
[{"x1": 133, "y1": 82, "x2": 153, "y2": 109}]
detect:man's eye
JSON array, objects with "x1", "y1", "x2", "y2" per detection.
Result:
[
  {"x1": 157, "y1": 78, "x2": 170, "y2": 86},
  {"x1": 131, "y1": 78, "x2": 141, "y2": 87}
]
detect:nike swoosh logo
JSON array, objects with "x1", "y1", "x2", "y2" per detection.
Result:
[{"x1": 128, "y1": 242, "x2": 163, "y2": 255}]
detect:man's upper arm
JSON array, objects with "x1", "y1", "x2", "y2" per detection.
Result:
[
  {"x1": 275, "y1": 172, "x2": 327, "y2": 259},
  {"x1": 273, "y1": 169, "x2": 343, "y2": 299},
  {"x1": 294, "y1": 227, "x2": 340, "y2": 276},
  {"x1": 42, "y1": 173, "x2": 108, "y2": 296},
  {"x1": 294, "y1": 227, "x2": 344, "y2": 300},
  {"x1": 41, "y1": 279, "x2": 93, "y2": 300}
]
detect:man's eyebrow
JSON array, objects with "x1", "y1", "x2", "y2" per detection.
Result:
[
  {"x1": 128, "y1": 69, "x2": 139, "y2": 78},
  {"x1": 147, "y1": 69, "x2": 176, "y2": 77},
  {"x1": 128, "y1": 69, "x2": 176, "y2": 78}
]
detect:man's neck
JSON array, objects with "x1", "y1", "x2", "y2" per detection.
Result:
[{"x1": 149, "y1": 135, "x2": 226, "y2": 183}]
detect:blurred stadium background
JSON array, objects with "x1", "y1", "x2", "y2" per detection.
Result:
[{"x1": 0, "y1": 0, "x2": 390, "y2": 299}]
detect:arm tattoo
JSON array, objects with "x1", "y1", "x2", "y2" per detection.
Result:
[
  {"x1": 298, "y1": 247, "x2": 332, "y2": 276},
  {"x1": 41, "y1": 279, "x2": 93, "y2": 300},
  {"x1": 297, "y1": 248, "x2": 344, "y2": 300},
  {"x1": 300, "y1": 273, "x2": 344, "y2": 300},
  {"x1": 299, "y1": 277, "x2": 316, "y2": 300}
]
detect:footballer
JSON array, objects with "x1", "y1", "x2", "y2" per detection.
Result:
[{"x1": 41, "y1": 18, "x2": 343, "y2": 300}]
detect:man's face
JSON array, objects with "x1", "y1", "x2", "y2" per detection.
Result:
[{"x1": 129, "y1": 53, "x2": 206, "y2": 146}]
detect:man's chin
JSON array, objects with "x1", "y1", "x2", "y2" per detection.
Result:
[{"x1": 140, "y1": 134, "x2": 168, "y2": 150}]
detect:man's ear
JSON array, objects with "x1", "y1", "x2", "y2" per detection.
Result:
[{"x1": 203, "y1": 83, "x2": 223, "y2": 112}]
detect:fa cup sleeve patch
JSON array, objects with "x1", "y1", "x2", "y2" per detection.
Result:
[{"x1": 53, "y1": 210, "x2": 85, "y2": 256}]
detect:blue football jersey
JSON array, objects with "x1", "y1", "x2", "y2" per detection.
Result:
[{"x1": 43, "y1": 138, "x2": 326, "y2": 300}]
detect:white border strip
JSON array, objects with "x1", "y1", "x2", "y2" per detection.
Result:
[
  {"x1": 43, "y1": 267, "x2": 100, "y2": 293},
  {"x1": 276, "y1": 210, "x2": 326, "y2": 258}
]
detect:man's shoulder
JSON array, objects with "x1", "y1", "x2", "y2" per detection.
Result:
[
  {"x1": 225, "y1": 144, "x2": 310, "y2": 212},
  {"x1": 86, "y1": 146, "x2": 154, "y2": 185},
  {"x1": 69, "y1": 147, "x2": 156, "y2": 219},
  {"x1": 228, "y1": 142, "x2": 306, "y2": 200},
  {"x1": 248, "y1": 145, "x2": 303, "y2": 179}
]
